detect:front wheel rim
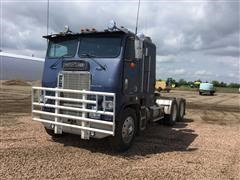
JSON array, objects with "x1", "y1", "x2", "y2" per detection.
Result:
[{"x1": 122, "y1": 116, "x2": 134, "y2": 144}]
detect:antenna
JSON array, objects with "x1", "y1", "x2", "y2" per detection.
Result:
[
  {"x1": 135, "y1": 0, "x2": 141, "y2": 35},
  {"x1": 47, "y1": 0, "x2": 49, "y2": 35}
]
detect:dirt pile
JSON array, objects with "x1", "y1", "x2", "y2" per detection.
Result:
[{"x1": 2, "y1": 80, "x2": 30, "y2": 86}]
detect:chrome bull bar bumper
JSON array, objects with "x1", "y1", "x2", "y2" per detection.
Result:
[{"x1": 32, "y1": 87, "x2": 116, "y2": 139}]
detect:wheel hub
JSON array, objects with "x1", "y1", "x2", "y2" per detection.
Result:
[{"x1": 122, "y1": 116, "x2": 134, "y2": 144}]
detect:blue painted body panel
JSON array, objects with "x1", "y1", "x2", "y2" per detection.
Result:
[
  {"x1": 42, "y1": 51, "x2": 124, "y2": 116},
  {"x1": 42, "y1": 55, "x2": 123, "y2": 93}
]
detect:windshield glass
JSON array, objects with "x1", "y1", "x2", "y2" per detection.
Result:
[
  {"x1": 78, "y1": 37, "x2": 121, "y2": 58},
  {"x1": 47, "y1": 39, "x2": 78, "y2": 58}
]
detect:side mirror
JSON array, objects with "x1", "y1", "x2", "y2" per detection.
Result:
[{"x1": 134, "y1": 39, "x2": 143, "y2": 59}]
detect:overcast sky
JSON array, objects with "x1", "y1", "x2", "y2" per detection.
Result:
[{"x1": 0, "y1": 0, "x2": 239, "y2": 83}]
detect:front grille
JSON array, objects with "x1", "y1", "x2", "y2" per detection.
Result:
[
  {"x1": 60, "y1": 71, "x2": 91, "y2": 116},
  {"x1": 62, "y1": 71, "x2": 90, "y2": 98}
]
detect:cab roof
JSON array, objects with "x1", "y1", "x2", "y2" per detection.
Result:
[
  {"x1": 43, "y1": 27, "x2": 154, "y2": 45},
  {"x1": 43, "y1": 28, "x2": 133, "y2": 40}
]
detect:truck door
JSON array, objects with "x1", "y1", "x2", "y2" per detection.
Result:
[
  {"x1": 142, "y1": 46, "x2": 150, "y2": 93},
  {"x1": 123, "y1": 37, "x2": 140, "y2": 94},
  {"x1": 141, "y1": 43, "x2": 156, "y2": 106}
]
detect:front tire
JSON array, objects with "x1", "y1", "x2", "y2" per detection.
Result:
[
  {"x1": 112, "y1": 108, "x2": 136, "y2": 152},
  {"x1": 210, "y1": 91, "x2": 214, "y2": 96},
  {"x1": 44, "y1": 127, "x2": 64, "y2": 138}
]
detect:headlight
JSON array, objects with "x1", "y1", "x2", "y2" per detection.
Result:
[
  {"x1": 89, "y1": 106, "x2": 101, "y2": 119},
  {"x1": 102, "y1": 101, "x2": 114, "y2": 110}
]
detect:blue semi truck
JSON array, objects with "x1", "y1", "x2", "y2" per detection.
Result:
[{"x1": 32, "y1": 22, "x2": 186, "y2": 151}]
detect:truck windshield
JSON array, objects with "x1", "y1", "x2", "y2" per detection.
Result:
[
  {"x1": 78, "y1": 37, "x2": 121, "y2": 58},
  {"x1": 47, "y1": 39, "x2": 78, "y2": 58}
]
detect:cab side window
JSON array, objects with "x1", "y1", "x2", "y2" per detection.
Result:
[{"x1": 125, "y1": 37, "x2": 135, "y2": 61}]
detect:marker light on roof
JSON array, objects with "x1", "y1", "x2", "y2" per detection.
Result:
[
  {"x1": 108, "y1": 20, "x2": 116, "y2": 30},
  {"x1": 64, "y1": 25, "x2": 70, "y2": 33},
  {"x1": 137, "y1": 32, "x2": 145, "y2": 39}
]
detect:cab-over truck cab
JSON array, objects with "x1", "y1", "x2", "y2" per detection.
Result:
[{"x1": 32, "y1": 23, "x2": 186, "y2": 151}]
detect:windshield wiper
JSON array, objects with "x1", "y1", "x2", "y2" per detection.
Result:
[
  {"x1": 81, "y1": 53, "x2": 106, "y2": 71},
  {"x1": 50, "y1": 55, "x2": 69, "y2": 69}
]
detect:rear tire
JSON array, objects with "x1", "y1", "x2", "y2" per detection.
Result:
[
  {"x1": 177, "y1": 99, "x2": 186, "y2": 122},
  {"x1": 112, "y1": 108, "x2": 136, "y2": 152},
  {"x1": 163, "y1": 99, "x2": 178, "y2": 126},
  {"x1": 199, "y1": 91, "x2": 202, "y2": 95}
]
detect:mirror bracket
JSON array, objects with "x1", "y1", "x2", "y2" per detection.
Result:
[{"x1": 134, "y1": 38, "x2": 143, "y2": 59}]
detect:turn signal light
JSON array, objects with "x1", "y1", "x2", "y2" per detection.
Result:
[
  {"x1": 81, "y1": 28, "x2": 97, "y2": 33},
  {"x1": 130, "y1": 62, "x2": 135, "y2": 69}
]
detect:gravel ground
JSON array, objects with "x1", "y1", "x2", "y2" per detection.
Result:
[{"x1": 0, "y1": 85, "x2": 240, "y2": 179}]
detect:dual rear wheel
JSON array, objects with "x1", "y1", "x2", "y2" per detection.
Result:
[
  {"x1": 177, "y1": 98, "x2": 186, "y2": 122},
  {"x1": 162, "y1": 98, "x2": 186, "y2": 126}
]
